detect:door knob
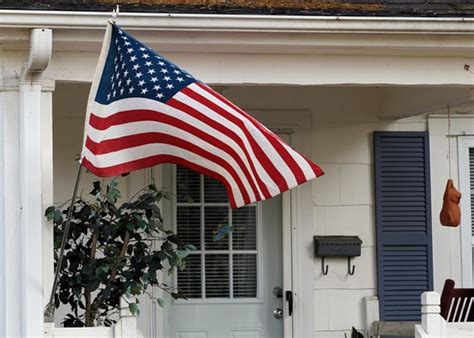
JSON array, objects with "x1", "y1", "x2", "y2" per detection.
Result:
[{"x1": 273, "y1": 308, "x2": 283, "y2": 319}]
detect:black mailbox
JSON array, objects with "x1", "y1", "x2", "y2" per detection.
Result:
[
  {"x1": 314, "y1": 236, "x2": 362, "y2": 257},
  {"x1": 313, "y1": 236, "x2": 362, "y2": 276}
]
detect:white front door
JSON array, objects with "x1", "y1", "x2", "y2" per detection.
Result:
[{"x1": 160, "y1": 164, "x2": 286, "y2": 338}]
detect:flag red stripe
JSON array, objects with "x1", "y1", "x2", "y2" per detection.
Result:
[
  {"x1": 82, "y1": 154, "x2": 239, "y2": 208},
  {"x1": 172, "y1": 90, "x2": 289, "y2": 193},
  {"x1": 196, "y1": 82, "x2": 309, "y2": 184},
  {"x1": 166, "y1": 98, "x2": 274, "y2": 198},
  {"x1": 88, "y1": 109, "x2": 263, "y2": 200},
  {"x1": 85, "y1": 131, "x2": 251, "y2": 205}
]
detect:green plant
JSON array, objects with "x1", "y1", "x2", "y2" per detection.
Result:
[{"x1": 45, "y1": 179, "x2": 194, "y2": 327}]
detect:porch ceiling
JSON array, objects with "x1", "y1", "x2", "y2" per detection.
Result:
[{"x1": 52, "y1": 82, "x2": 474, "y2": 121}]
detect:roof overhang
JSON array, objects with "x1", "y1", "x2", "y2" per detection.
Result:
[{"x1": 0, "y1": 10, "x2": 473, "y2": 57}]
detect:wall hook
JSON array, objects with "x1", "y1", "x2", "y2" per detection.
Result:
[
  {"x1": 348, "y1": 257, "x2": 356, "y2": 275},
  {"x1": 321, "y1": 257, "x2": 329, "y2": 275}
]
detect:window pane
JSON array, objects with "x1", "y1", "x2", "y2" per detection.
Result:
[
  {"x1": 205, "y1": 254, "x2": 229, "y2": 298},
  {"x1": 204, "y1": 206, "x2": 229, "y2": 250},
  {"x1": 177, "y1": 166, "x2": 200, "y2": 203},
  {"x1": 177, "y1": 206, "x2": 201, "y2": 250},
  {"x1": 177, "y1": 254, "x2": 202, "y2": 299},
  {"x1": 204, "y1": 175, "x2": 228, "y2": 203},
  {"x1": 232, "y1": 206, "x2": 257, "y2": 250},
  {"x1": 233, "y1": 254, "x2": 257, "y2": 298}
]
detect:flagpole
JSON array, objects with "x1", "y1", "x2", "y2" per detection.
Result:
[{"x1": 44, "y1": 164, "x2": 84, "y2": 322}]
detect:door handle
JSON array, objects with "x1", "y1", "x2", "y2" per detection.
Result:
[{"x1": 285, "y1": 291, "x2": 293, "y2": 317}]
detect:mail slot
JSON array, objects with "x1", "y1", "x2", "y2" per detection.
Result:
[{"x1": 313, "y1": 235, "x2": 362, "y2": 257}]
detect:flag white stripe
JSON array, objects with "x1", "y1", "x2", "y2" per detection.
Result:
[
  {"x1": 187, "y1": 83, "x2": 299, "y2": 187},
  {"x1": 83, "y1": 144, "x2": 245, "y2": 207},
  {"x1": 280, "y1": 141, "x2": 317, "y2": 181},
  {"x1": 86, "y1": 120, "x2": 257, "y2": 202},
  {"x1": 89, "y1": 98, "x2": 280, "y2": 196},
  {"x1": 173, "y1": 92, "x2": 283, "y2": 194}
]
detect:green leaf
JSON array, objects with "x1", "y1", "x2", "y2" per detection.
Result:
[
  {"x1": 176, "y1": 250, "x2": 189, "y2": 259},
  {"x1": 185, "y1": 244, "x2": 197, "y2": 252},
  {"x1": 157, "y1": 298, "x2": 165, "y2": 308},
  {"x1": 128, "y1": 302, "x2": 139, "y2": 316},
  {"x1": 45, "y1": 206, "x2": 56, "y2": 220},
  {"x1": 53, "y1": 210, "x2": 64, "y2": 225},
  {"x1": 213, "y1": 223, "x2": 232, "y2": 241}
]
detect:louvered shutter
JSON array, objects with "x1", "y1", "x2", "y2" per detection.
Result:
[{"x1": 374, "y1": 131, "x2": 433, "y2": 321}]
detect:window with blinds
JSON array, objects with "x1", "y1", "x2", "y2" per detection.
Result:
[{"x1": 175, "y1": 165, "x2": 259, "y2": 301}]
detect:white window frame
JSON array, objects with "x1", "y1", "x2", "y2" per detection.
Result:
[
  {"x1": 458, "y1": 136, "x2": 474, "y2": 287},
  {"x1": 171, "y1": 165, "x2": 264, "y2": 305}
]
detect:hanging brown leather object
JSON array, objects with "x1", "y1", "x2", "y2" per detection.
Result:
[{"x1": 440, "y1": 179, "x2": 461, "y2": 227}]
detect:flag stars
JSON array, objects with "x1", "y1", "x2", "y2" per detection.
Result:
[
  {"x1": 130, "y1": 56, "x2": 137, "y2": 62},
  {"x1": 138, "y1": 80, "x2": 145, "y2": 87},
  {"x1": 148, "y1": 69, "x2": 156, "y2": 75},
  {"x1": 129, "y1": 86, "x2": 135, "y2": 94},
  {"x1": 158, "y1": 61, "x2": 165, "y2": 66},
  {"x1": 139, "y1": 47, "x2": 146, "y2": 51},
  {"x1": 173, "y1": 70, "x2": 181, "y2": 74},
  {"x1": 141, "y1": 88, "x2": 149, "y2": 95},
  {"x1": 127, "y1": 48, "x2": 134, "y2": 54},
  {"x1": 145, "y1": 61, "x2": 152, "y2": 67},
  {"x1": 124, "y1": 41, "x2": 131, "y2": 46},
  {"x1": 107, "y1": 93, "x2": 111, "y2": 101},
  {"x1": 132, "y1": 64, "x2": 140, "y2": 71},
  {"x1": 177, "y1": 77, "x2": 184, "y2": 82},
  {"x1": 120, "y1": 88, "x2": 124, "y2": 95},
  {"x1": 153, "y1": 85, "x2": 161, "y2": 91},
  {"x1": 156, "y1": 93, "x2": 164, "y2": 99},
  {"x1": 166, "y1": 84, "x2": 174, "y2": 90},
  {"x1": 164, "y1": 76, "x2": 171, "y2": 82},
  {"x1": 135, "y1": 72, "x2": 143, "y2": 79},
  {"x1": 126, "y1": 79, "x2": 132, "y2": 86},
  {"x1": 142, "y1": 54, "x2": 150, "y2": 59},
  {"x1": 150, "y1": 77, "x2": 158, "y2": 83}
]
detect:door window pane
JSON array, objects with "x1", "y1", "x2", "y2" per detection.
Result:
[
  {"x1": 175, "y1": 165, "x2": 259, "y2": 301},
  {"x1": 205, "y1": 254, "x2": 230, "y2": 298}
]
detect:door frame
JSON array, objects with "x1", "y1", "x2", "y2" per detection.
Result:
[
  {"x1": 255, "y1": 109, "x2": 314, "y2": 338},
  {"x1": 134, "y1": 109, "x2": 314, "y2": 338},
  {"x1": 458, "y1": 136, "x2": 474, "y2": 287}
]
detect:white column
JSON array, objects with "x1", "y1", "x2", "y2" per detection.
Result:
[
  {"x1": 19, "y1": 28, "x2": 52, "y2": 337},
  {"x1": 0, "y1": 88, "x2": 23, "y2": 337},
  {"x1": 41, "y1": 87, "x2": 54, "y2": 311}
]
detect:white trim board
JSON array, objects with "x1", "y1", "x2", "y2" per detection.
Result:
[{"x1": 457, "y1": 136, "x2": 474, "y2": 288}]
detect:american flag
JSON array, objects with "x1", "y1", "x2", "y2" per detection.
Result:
[{"x1": 81, "y1": 23, "x2": 324, "y2": 208}]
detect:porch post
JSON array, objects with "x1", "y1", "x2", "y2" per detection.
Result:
[
  {"x1": 0, "y1": 88, "x2": 23, "y2": 337},
  {"x1": 19, "y1": 28, "x2": 52, "y2": 337}
]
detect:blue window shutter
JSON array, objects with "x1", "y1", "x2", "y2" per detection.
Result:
[{"x1": 374, "y1": 131, "x2": 433, "y2": 321}]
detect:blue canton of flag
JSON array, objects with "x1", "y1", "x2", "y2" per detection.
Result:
[{"x1": 96, "y1": 24, "x2": 196, "y2": 104}]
